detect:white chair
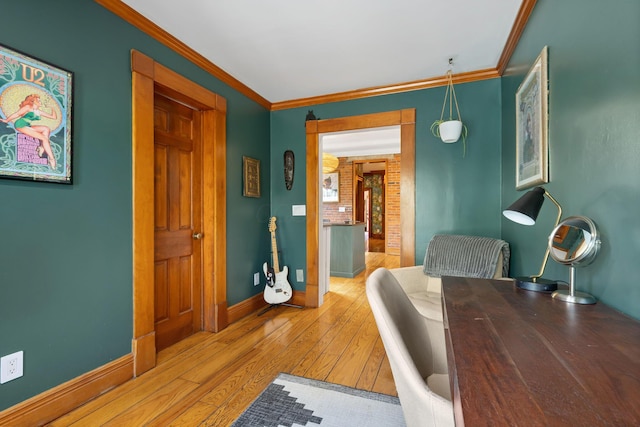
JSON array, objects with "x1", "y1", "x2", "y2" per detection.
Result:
[{"x1": 366, "y1": 267, "x2": 454, "y2": 427}]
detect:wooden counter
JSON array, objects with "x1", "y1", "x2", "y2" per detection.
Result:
[{"x1": 442, "y1": 276, "x2": 640, "y2": 426}]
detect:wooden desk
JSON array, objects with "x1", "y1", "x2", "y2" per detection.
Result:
[{"x1": 442, "y1": 276, "x2": 640, "y2": 426}]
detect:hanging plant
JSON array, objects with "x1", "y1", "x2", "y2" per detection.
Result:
[{"x1": 430, "y1": 66, "x2": 468, "y2": 157}]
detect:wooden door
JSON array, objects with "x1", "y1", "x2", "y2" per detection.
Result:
[{"x1": 153, "y1": 93, "x2": 203, "y2": 352}]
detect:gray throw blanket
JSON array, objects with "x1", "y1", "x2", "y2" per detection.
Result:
[{"x1": 423, "y1": 234, "x2": 510, "y2": 278}]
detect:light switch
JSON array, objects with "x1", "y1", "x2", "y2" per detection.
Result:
[{"x1": 292, "y1": 205, "x2": 306, "y2": 216}]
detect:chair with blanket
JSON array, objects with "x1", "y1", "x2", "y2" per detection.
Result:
[
  {"x1": 366, "y1": 267, "x2": 454, "y2": 427},
  {"x1": 390, "y1": 234, "x2": 510, "y2": 322}
]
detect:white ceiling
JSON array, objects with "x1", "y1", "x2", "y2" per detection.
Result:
[{"x1": 121, "y1": 0, "x2": 524, "y2": 103}]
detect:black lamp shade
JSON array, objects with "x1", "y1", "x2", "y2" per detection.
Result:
[{"x1": 503, "y1": 187, "x2": 545, "y2": 226}]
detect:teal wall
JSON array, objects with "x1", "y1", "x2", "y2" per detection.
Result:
[
  {"x1": 5, "y1": 0, "x2": 639, "y2": 416},
  {"x1": 501, "y1": 0, "x2": 640, "y2": 318},
  {"x1": 271, "y1": 78, "x2": 503, "y2": 285},
  {"x1": 0, "y1": 1, "x2": 270, "y2": 410}
]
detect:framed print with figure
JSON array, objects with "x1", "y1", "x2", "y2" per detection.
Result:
[
  {"x1": 0, "y1": 44, "x2": 73, "y2": 184},
  {"x1": 515, "y1": 46, "x2": 548, "y2": 190}
]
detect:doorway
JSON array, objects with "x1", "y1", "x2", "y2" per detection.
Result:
[
  {"x1": 351, "y1": 159, "x2": 388, "y2": 254},
  {"x1": 131, "y1": 51, "x2": 228, "y2": 376},
  {"x1": 362, "y1": 163, "x2": 387, "y2": 253},
  {"x1": 305, "y1": 109, "x2": 416, "y2": 308}
]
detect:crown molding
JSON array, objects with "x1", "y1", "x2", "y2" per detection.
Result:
[
  {"x1": 273, "y1": 0, "x2": 537, "y2": 111},
  {"x1": 96, "y1": 0, "x2": 536, "y2": 112},
  {"x1": 271, "y1": 68, "x2": 500, "y2": 111},
  {"x1": 95, "y1": 0, "x2": 271, "y2": 110},
  {"x1": 497, "y1": 0, "x2": 538, "y2": 75}
]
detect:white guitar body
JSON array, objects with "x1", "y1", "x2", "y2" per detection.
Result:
[
  {"x1": 263, "y1": 217, "x2": 293, "y2": 305},
  {"x1": 263, "y1": 263, "x2": 292, "y2": 304}
]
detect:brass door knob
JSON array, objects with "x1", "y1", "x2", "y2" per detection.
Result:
[{"x1": 193, "y1": 232, "x2": 203, "y2": 240}]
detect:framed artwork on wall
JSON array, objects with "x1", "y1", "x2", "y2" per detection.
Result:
[
  {"x1": 515, "y1": 46, "x2": 549, "y2": 190},
  {"x1": 0, "y1": 44, "x2": 73, "y2": 184},
  {"x1": 322, "y1": 172, "x2": 339, "y2": 203},
  {"x1": 243, "y1": 156, "x2": 260, "y2": 197}
]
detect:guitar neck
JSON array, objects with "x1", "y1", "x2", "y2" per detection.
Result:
[{"x1": 271, "y1": 231, "x2": 280, "y2": 272}]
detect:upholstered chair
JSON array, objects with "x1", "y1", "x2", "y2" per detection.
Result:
[{"x1": 366, "y1": 267, "x2": 454, "y2": 427}]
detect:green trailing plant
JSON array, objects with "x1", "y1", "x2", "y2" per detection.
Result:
[{"x1": 430, "y1": 119, "x2": 468, "y2": 157}]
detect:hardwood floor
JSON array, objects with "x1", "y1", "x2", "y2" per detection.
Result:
[
  {"x1": 367, "y1": 237, "x2": 385, "y2": 253},
  {"x1": 48, "y1": 252, "x2": 400, "y2": 426}
]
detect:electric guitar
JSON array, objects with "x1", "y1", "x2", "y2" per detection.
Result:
[{"x1": 263, "y1": 217, "x2": 293, "y2": 304}]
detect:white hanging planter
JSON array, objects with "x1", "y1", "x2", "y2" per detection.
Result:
[
  {"x1": 430, "y1": 64, "x2": 468, "y2": 156},
  {"x1": 438, "y1": 120, "x2": 463, "y2": 143}
]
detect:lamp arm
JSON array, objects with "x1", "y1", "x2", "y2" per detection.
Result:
[{"x1": 531, "y1": 190, "x2": 563, "y2": 281}]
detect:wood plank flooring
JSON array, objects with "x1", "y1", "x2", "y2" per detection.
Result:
[
  {"x1": 48, "y1": 252, "x2": 400, "y2": 426},
  {"x1": 366, "y1": 237, "x2": 385, "y2": 253}
]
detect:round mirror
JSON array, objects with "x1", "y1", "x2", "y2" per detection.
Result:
[
  {"x1": 548, "y1": 216, "x2": 600, "y2": 266},
  {"x1": 549, "y1": 216, "x2": 600, "y2": 304}
]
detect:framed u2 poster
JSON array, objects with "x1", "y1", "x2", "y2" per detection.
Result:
[{"x1": 0, "y1": 44, "x2": 73, "y2": 184}]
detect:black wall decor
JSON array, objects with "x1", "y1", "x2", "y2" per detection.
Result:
[
  {"x1": 284, "y1": 150, "x2": 294, "y2": 190},
  {"x1": 305, "y1": 110, "x2": 318, "y2": 121}
]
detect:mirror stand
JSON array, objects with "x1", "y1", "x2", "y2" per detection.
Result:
[
  {"x1": 552, "y1": 265, "x2": 596, "y2": 305},
  {"x1": 548, "y1": 215, "x2": 600, "y2": 305}
]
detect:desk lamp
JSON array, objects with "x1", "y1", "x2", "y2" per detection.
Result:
[{"x1": 503, "y1": 187, "x2": 562, "y2": 292}]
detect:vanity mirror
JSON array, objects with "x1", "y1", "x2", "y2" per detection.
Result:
[{"x1": 548, "y1": 216, "x2": 600, "y2": 304}]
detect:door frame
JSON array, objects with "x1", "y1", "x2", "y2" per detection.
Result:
[
  {"x1": 131, "y1": 50, "x2": 227, "y2": 376},
  {"x1": 364, "y1": 187, "x2": 371, "y2": 234},
  {"x1": 305, "y1": 109, "x2": 415, "y2": 307},
  {"x1": 362, "y1": 168, "x2": 387, "y2": 240}
]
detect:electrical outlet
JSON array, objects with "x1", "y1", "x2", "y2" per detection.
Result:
[
  {"x1": 1, "y1": 351, "x2": 24, "y2": 384},
  {"x1": 254, "y1": 272, "x2": 260, "y2": 286},
  {"x1": 296, "y1": 269, "x2": 304, "y2": 282}
]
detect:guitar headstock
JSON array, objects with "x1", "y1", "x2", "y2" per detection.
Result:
[{"x1": 268, "y1": 216, "x2": 277, "y2": 233}]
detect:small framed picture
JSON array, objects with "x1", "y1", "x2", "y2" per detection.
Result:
[
  {"x1": 322, "y1": 172, "x2": 339, "y2": 203},
  {"x1": 515, "y1": 46, "x2": 549, "y2": 190},
  {"x1": 0, "y1": 43, "x2": 73, "y2": 184},
  {"x1": 243, "y1": 156, "x2": 260, "y2": 197}
]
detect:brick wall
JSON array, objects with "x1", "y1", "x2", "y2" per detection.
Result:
[
  {"x1": 322, "y1": 155, "x2": 401, "y2": 255},
  {"x1": 385, "y1": 154, "x2": 401, "y2": 255}
]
